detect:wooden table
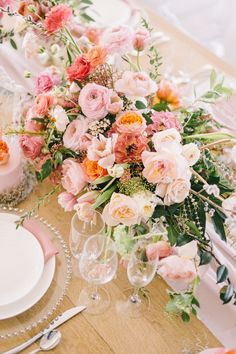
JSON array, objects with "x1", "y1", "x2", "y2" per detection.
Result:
[{"x1": 3, "y1": 2, "x2": 236, "y2": 352}]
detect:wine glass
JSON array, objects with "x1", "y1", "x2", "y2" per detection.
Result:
[
  {"x1": 78, "y1": 234, "x2": 118, "y2": 315},
  {"x1": 118, "y1": 246, "x2": 158, "y2": 318},
  {"x1": 69, "y1": 210, "x2": 104, "y2": 261}
]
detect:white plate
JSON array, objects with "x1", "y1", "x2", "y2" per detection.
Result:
[
  {"x1": 0, "y1": 254, "x2": 55, "y2": 320},
  {"x1": 0, "y1": 213, "x2": 44, "y2": 306}
]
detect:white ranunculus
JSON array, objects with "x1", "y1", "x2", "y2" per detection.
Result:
[
  {"x1": 164, "y1": 178, "x2": 191, "y2": 205},
  {"x1": 14, "y1": 17, "x2": 27, "y2": 33},
  {"x1": 132, "y1": 191, "x2": 155, "y2": 221},
  {"x1": 69, "y1": 82, "x2": 81, "y2": 94},
  {"x1": 107, "y1": 165, "x2": 124, "y2": 178},
  {"x1": 203, "y1": 184, "x2": 220, "y2": 197},
  {"x1": 152, "y1": 128, "x2": 182, "y2": 153},
  {"x1": 182, "y1": 143, "x2": 201, "y2": 166},
  {"x1": 53, "y1": 105, "x2": 69, "y2": 131},
  {"x1": 177, "y1": 240, "x2": 198, "y2": 259}
]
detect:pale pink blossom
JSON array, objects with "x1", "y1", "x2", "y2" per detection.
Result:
[
  {"x1": 182, "y1": 143, "x2": 201, "y2": 166},
  {"x1": 147, "y1": 111, "x2": 182, "y2": 135},
  {"x1": 133, "y1": 28, "x2": 150, "y2": 51},
  {"x1": 164, "y1": 178, "x2": 191, "y2": 205},
  {"x1": 63, "y1": 118, "x2": 89, "y2": 152},
  {"x1": 158, "y1": 255, "x2": 197, "y2": 283},
  {"x1": 74, "y1": 191, "x2": 99, "y2": 222},
  {"x1": 58, "y1": 192, "x2": 77, "y2": 212},
  {"x1": 19, "y1": 135, "x2": 43, "y2": 160},
  {"x1": 87, "y1": 134, "x2": 117, "y2": 169},
  {"x1": 79, "y1": 83, "x2": 110, "y2": 120},
  {"x1": 115, "y1": 71, "x2": 157, "y2": 98},
  {"x1": 152, "y1": 128, "x2": 182, "y2": 152},
  {"x1": 146, "y1": 241, "x2": 172, "y2": 262},
  {"x1": 102, "y1": 193, "x2": 140, "y2": 226},
  {"x1": 52, "y1": 105, "x2": 69, "y2": 131},
  {"x1": 107, "y1": 91, "x2": 123, "y2": 115},
  {"x1": 61, "y1": 158, "x2": 87, "y2": 195},
  {"x1": 101, "y1": 25, "x2": 134, "y2": 55}
]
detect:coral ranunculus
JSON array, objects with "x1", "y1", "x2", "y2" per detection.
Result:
[
  {"x1": 67, "y1": 55, "x2": 91, "y2": 82},
  {"x1": 115, "y1": 134, "x2": 148, "y2": 163},
  {"x1": 44, "y1": 4, "x2": 72, "y2": 34},
  {"x1": 32, "y1": 94, "x2": 54, "y2": 117},
  {"x1": 153, "y1": 80, "x2": 182, "y2": 109},
  {"x1": 86, "y1": 46, "x2": 107, "y2": 70},
  {"x1": 20, "y1": 135, "x2": 43, "y2": 160},
  {"x1": 82, "y1": 158, "x2": 108, "y2": 182}
]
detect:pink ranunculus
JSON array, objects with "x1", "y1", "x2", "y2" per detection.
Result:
[
  {"x1": 44, "y1": 4, "x2": 72, "y2": 34},
  {"x1": 102, "y1": 193, "x2": 140, "y2": 226},
  {"x1": 58, "y1": 191, "x2": 77, "y2": 212},
  {"x1": 35, "y1": 73, "x2": 53, "y2": 95},
  {"x1": 158, "y1": 255, "x2": 197, "y2": 283},
  {"x1": 101, "y1": 25, "x2": 134, "y2": 55},
  {"x1": 67, "y1": 55, "x2": 91, "y2": 82},
  {"x1": 146, "y1": 241, "x2": 172, "y2": 262},
  {"x1": 107, "y1": 91, "x2": 123, "y2": 115},
  {"x1": 115, "y1": 71, "x2": 157, "y2": 98},
  {"x1": 79, "y1": 83, "x2": 110, "y2": 121},
  {"x1": 61, "y1": 158, "x2": 87, "y2": 195},
  {"x1": 115, "y1": 133, "x2": 148, "y2": 163},
  {"x1": 147, "y1": 111, "x2": 182, "y2": 135},
  {"x1": 25, "y1": 108, "x2": 44, "y2": 132},
  {"x1": 87, "y1": 134, "x2": 117, "y2": 169},
  {"x1": 19, "y1": 135, "x2": 44, "y2": 160},
  {"x1": 115, "y1": 111, "x2": 146, "y2": 134},
  {"x1": 32, "y1": 94, "x2": 54, "y2": 117},
  {"x1": 133, "y1": 28, "x2": 151, "y2": 51},
  {"x1": 74, "y1": 191, "x2": 99, "y2": 222},
  {"x1": 63, "y1": 117, "x2": 89, "y2": 152}
]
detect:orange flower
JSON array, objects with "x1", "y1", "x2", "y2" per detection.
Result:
[
  {"x1": 86, "y1": 46, "x2": 107, "y2": 69},
  {"x1": 115, "y1": 111, "x2": 146, "y2": 134},
  {"x1": 83, "y1": 158, "x2": 107, "y2": 182},
  {"x1": 153, "y1": 80, "x2": 182, "y2": 109},
  {"x1": 0, "y1": 140, "x2": 9, "y2": 165}
]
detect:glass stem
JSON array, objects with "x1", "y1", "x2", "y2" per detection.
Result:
[
  {"x1": 130, "y1": 288, "x2": 140, "y2": 303},
  {"x1": 91, "y1": 284, "x2": 99, "y2": 301}
]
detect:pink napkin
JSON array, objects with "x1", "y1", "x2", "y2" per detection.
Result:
[{"x1": 23, "y1": 219, "x2": 58, "y2": 263}]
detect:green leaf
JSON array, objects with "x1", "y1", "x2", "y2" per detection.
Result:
[
  {"x1": 10, "y1": 38, "x2": 17, "y2": 50},
  {"x1": 92, "y1": 175, "x2": 112, "y2": 185},
  {"x1": 92, "y1": 184, "x2": 117, "y2": 209},
  {"x1": 135, "y1": 100, "x2": 147, "y2": 109},
  {"x1": 210, "y1": 69, "x2": 217, "y2": 89},
  {"x1": 152, "y1": 101, "x2": 169, "y2": 112},
  {"x1": 80, "y1": 12, "x2": 95, "y2": 22},
  {"x1": 54, "y1": 151, "x2": 63, "y2": 169},
  {"x1": 212, "y1": 211, "x2": 226, "y2": 241},
  {"x1": 216, "y1": 265, "x2": 228, "y2": 284},
  {"x1": 142, "y1": 113, "x2": 153, "y2": 125},
  {"x1": 181, "y1": 312, "x2": 190, "y2": 322},
  {"x1": 81, "y1": 0, "x2": 93, "y2": 4},
  {"x1": 199, "y1": 251, "x2": 212, "y2": 266},
  {"x1": 220, "y1": 284, "x2": 234, "y2": 304},
  {"x1": 66, "y1": 48, "x2": 72, "y2": 65},
  {"x1": 192, "y1": 297, "x2": 200, "y2": 308},
  {"x1": 31, "y1": 118, "x2": 45, "y2": 124},
  {"x1": 36, "y1": 159, "x2": 52, "y2": 182},
  {"x1": 186, "y1": 221, "x2": 202, "y2": 238},
  {"x1": 166, "y1": 225, "x2": 178, "y2": 246}
]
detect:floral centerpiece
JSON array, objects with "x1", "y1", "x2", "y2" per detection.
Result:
[{"x1": 2, "y1": 0, "x2": 236, "y2": 321}]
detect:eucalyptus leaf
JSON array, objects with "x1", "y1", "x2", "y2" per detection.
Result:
[
  {"x1": 216, "y1": 265, "x2": 228, "y2": 284},
  {"x1": 135, "y1": 100, "x2": 146, "y2": 109}
]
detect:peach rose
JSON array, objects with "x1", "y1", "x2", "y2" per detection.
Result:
[
  {"x1": 164, "y1": 178, "x2": 191, "y2": 205},
  {"x1": 115, "y1": 71, "x2": 157, "y2": 98},
  {"x1": 153, "y1": 80, "x2": 182, "y2": 110},
  {"x1": 61, "y1": 158, "x2": 87, "y2": 195},
  {"x1": 115, "y1": 111, "x2": 146, "y2": 134},
  {"x1": 101, "y1": 25, "x2": 134, "y2": 55},
  {"x1": 102, "y1": 193, "x2": 140, "y2": 226},
  {"x1": 85, "y1": 27, "x2": 101, "y2": 44},
  {"x1": 152, "y1": 128, "x2": 182, "y2": 152},
  {"x1": 86, "y1": 46, "x2": 107, "y2": 69},
  {"x1": 146, "y1": 241, "x2": 172, "y2": 261},
  {"x1": 79, "y1": 83, "x2": 110, "y2": 121},
  {"x1": 58, "y1": 192, "x2": 77, "y2": 212},
  {"x1": 32, "y1": 94, "x2": 54, "y2": 117},
  {"x1": 142, "y1": 150, "x2": 189, "y2": 185},
  {"x1": 158, "y1": 255, "x2": 197, "y2": 283},
  {"x1": 19, "y1": 135, "x2": 44, "y2": 160},
  {"x1": 0, "y1": 140, "x2": 9, "y2": 165},
  {"x1": 63, "y1": 117, "x2": 89, "y2": 152},
  {"x1": 87, "y1": 134, "x2": 117, "y2": 169},
  {"x1": 82, "y1": 158, "x2": 108, "y2": 182}
]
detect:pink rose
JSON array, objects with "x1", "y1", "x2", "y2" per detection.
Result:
[
  {"x1": 32, "y1": 94, "x2": 54, "y2": 117},
  {"x1": 79, "y1": 83, "x2": 110, "y2": 120},
  {"x1": 107, "y1": 91, "x2": 123, "y2": 115},
  {"x1": 102, "y1": 193, "x2": 140, "y2": 226},
  {"x1": 115, "y1": 71, "x2": 157, "y2": 98},
  {"x1": 133, "y1": 28, "x2": 150, "y2": 51},
  {"x1": 25, "y1": 108, "x2": 44, "y2": 132},
  {"x1": 44, "y1": 4, "x2": 72, "y2": 34},
  {"x1": 158, "y1": 255, "x2": 197, "y2": 283},
  {"x1": 58, "y1": 192, "x2": 77, "y2": 212},
  {"x1": 87, "y1": 134, "x2": 117, "y2": 169},
  {"x1": 147, "y1": 111, "x2": 182, "y2": 135},
  {"x1": 101, "y1": 25, "x2": 134, "y2": 55},
  {"x1": 146, "y1": 241, "x2": 172, "y2": 262},
  {"x1": 20, "y1": 135, "x2": 43, "y2": 160},
  {"x1": 35, "y1": 73, "x2": 53, "y2": 95},
  {"x1": 61, "y1": 158, "x2": 87, "y2": 195},
  {"x1": 115, "y1": 111, "x2": 146, "y2": 134},
  {"x1": 74, "y1": 191, "x2": 99, "y2": 222},
  {"x1": 63, "y1": 118, "x2": 89, "y2": 152}
]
